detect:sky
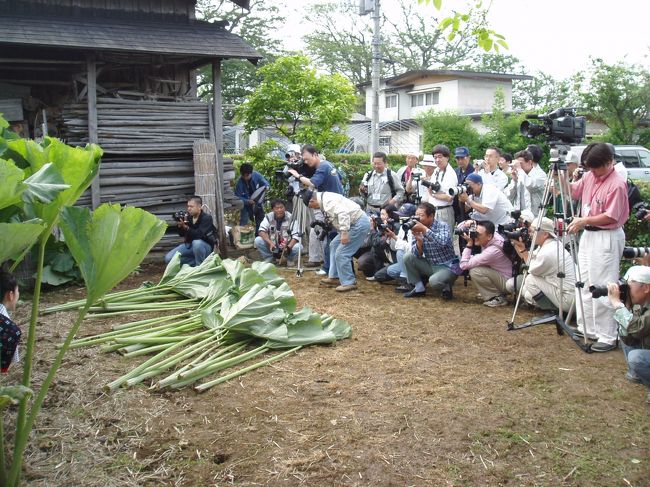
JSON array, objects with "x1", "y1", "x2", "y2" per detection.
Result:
[{"x1": 274, "y1": 0, "x2": 649, "y2": 79}]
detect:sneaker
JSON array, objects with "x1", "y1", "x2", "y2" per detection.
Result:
[
  {"x1": 625, "y1": 371, "x2": 642, "y2": 384},
  {"x1": 319, "y1": 277, "x2": 339, "y2": 287},
  {"x1": 590, "y1": 341, "x2": 616, "y2": 353},
  {"x1": 365, "y1": 276, "x2": 376, "y2": 281},
  {"x1": 335, "y1": 284, "x2": 358, "y2": 292},
  {"x1": 395, "y1": 284, "x2": 413, "y2": 293},
  {"x1": 315, "y1": 269, "x2": 327, "y2": 276},
  {"x1": 304, "y1": 261, "x2": 322, "y2": 268},
  {"x1": 484, "y1": 295, "x2": 508, "y2": 307}
]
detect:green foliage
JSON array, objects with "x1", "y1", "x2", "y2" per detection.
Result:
[
  {"x1": 417, "y1": 110, "x2": 481, "y2": 166},
  {"x1": 233, "y1": 140, "x2": 285, "y2": 203},
  {"x1": 480, "y1": 94, "x2": 534, "y2": 160},
  {"x1": 40, "y1": 239, "x2": 81, "y2": 286},
  {"x1": 236, "y1": 55, "x2": 357, "y2": 152},
  {"x1": 328, "y1": 153, "x2": 406, "y2": 195},
  {"x1": 624, "y1": 181, "x2": 650, "y2": 253}
]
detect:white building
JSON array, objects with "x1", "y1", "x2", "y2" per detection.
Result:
[{"x1": 351, "y1": 69, "x2": 533, "y2": 154}]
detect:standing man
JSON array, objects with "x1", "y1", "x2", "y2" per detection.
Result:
[
  {"x1": 304, "y1": 190, "x2": 371, "y2": 292},
  {"x1": 459, "y1": 173, "x2": 514, "y2": 227},
  {"x1": 401, "y1": 202, "x2": 461, "y2": 299},
  {"x1": 254, "y1": 199, "x2": 302, "y2": 265},
  {"x1": 453, "y1": 146, "x2": 474, "y2": 226},
  {"x1": 165, "y1": 196, "x2": 216, "y2": 267},
  {"x1": 235, "y1": 162, "x2": 269, "y2": 235},
  {"x1": 406, "y1": 154, "x2": 435, "y2": 204},
  {"x1": 359, "y1": 151, "x2": 405, "y2": 210},
  {"x1": 567, "y1": 142, "x2": 629, "y2": 352},
  {"x1": 398, "y1": 153, "x2": 424, "y2": 203},
  {"x1": 507, "y1": 149, "x2": 547, "y2": 216},
  {"x1": 428, "y1": 144, "x2": 459, "y2": 233},
  {"x1": 479, "y1": 147, "x2": 509, "y2": 191}
]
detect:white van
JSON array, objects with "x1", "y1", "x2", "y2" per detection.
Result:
[{"x1": 570, "y1": 145, "x2": 650, "y2": 182}]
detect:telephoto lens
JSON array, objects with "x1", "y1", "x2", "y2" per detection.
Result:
[
  {"x1": 622, "y1": 247, "x2": 650, "y2": 259},
  {"x1": 421, "y1": 180, "x2": 441, "y2": 192}
]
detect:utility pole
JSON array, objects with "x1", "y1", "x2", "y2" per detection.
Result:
[{"x1": 370, "y1": 0, "x2": 381, "y2": 156}]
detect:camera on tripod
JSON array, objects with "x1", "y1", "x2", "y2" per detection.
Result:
[
  {"x1": 632, "y1": 201, "x2": 649, "y2": 221},
  {"x1": 519, "y1": 107, "x2": 586, "y2": 145},
  {"x1": 448, "y1": 183, "x2": 471, "y2": 196},
  {"x1": 421, "y1": 180, "x2": 441, "y2": 192},
  {"x1": 172, "y1": 210, "x2": 189, "y2": 223},
  {"x1": 590, "y1": 278, "x2": 629, "y2": 302},
  {"x1": 622, "y1": 246, "x2": 650, "y2": 259},
  {"x1": 274, "y1": 157, "x2": 315, "y2": 182}
]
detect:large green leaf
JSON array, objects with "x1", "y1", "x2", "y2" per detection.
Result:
[
  {"x1": 4, "y1": 138, "x2": 48, "y2": 171},
  {"x1": 0, "y1": 158, "x2": 26, "y2": 210},
  {"x1": 22, "y1": 162, "x2": 69, "y2": 204},
  {"x1": 0, "y1": 220, "x2": 44, "y2": 265},
  {"x1": 59, "y1": 204, "x2": 166, "y2": 305},
  {"x1": 40, "y1": 265, "x2": 75, "y2": 286},
  {"x1": 266, "y1": 308, "x2": 337, "y2": 349}
]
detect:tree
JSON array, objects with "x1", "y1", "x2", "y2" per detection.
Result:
[
  {"x1": 580, "y1": 59, "x2": 650, "y2": 144},
  {"x1": 236, "y1": 56, "x2": 357, "y2": 152},
  {"x1": 418, "y1": 110, "x2": 481, "y2": 160},
  {"x1": 196, "y1": 0, "x2": 286, "y2": 119}
]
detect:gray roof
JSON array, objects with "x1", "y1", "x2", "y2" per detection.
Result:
[
  {"x1": 0, "y1": 13, "x2": 261, "y2": 62},
  {"x1": 358, "y1": 69, "x2": 533, "y2": 88}
]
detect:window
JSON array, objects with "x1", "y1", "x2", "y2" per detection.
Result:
[
  {"x1": 620, "y1": 150, "x2": 640, "y2": 168},
  {"x1": 410, "y1": 91, "x2": 439, "y2": 107},
  {"x1": 639, "y1": 149, "x2": 650, "y2": 168},
  {"x1": 385, "y1": 94, "x2": 397, "y2": 108},
  {"x1": 379, "y1": 136, "x2": 391, "y2": 147}
]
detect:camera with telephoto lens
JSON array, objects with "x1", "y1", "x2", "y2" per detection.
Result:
[
  {"x1": 421, "y1": 180, "x2": 441, "y2": 192},
  {"x1": 310, "y1": 220, "x2": 333, "y2": 241},
  {"x1": 590, "y1": 278, "x2": 628, "y2": 302},
  {"x1": 400, "y1": 216, "x2": 420, "y2": 231},
  {"x1": 455, "y1": 222, "x2": 479, "y2": 240},
  {"x1": 622, "y1": 246, "x2": 650, "y2": 259},
  {"x1": 449, "y1": 183, "x2": 471, "y2": 197},
  {"x1": 520, "y1": 107, "x2": 586, "y2": 144},
  {"x1": 172, "y1": 210, "x2": 189, "y2": 223},
  {"x1": 633, "y1": 201, "x2": 649, "y2": 221}
]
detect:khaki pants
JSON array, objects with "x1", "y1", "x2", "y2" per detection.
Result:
[
  {"x1": 469, "y1": 266, "x2": 509, "y2": 300},
  {"x1": 522, "y1": 274, "x2": 574, "y2": 312}
]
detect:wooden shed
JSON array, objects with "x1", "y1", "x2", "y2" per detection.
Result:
[{"x1": 0, "y1": 0, "x2": 262, "y2": 253}]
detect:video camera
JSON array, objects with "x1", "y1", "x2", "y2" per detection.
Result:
[
  {"x1": 622, "y1": 246, "x2": 650, "y2": 259},
  {"x1": 172, "y1": 210, "x2": 189, "y2": 223},
  {"x1": 590, "y1": 278, "x2": 628, "y2": 302},
  {"x1": 632, "y1": 201, "x2": 649, "y2": 221},
  {"x1": 274, "y1": 157, "x2": 315, "y2": 182},
  {"x1": 520, "y1": 107, "x2": 586, "y2": 145},
  {"x1": 449, "y1": 183, "x2": 471, "y2": 197}
]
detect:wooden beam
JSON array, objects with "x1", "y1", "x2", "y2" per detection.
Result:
[
  {"x1": 87, "y1": 54, "x2": 100, "y2": 210},
  {"x1": 211, "y1": 59, "x2": 228, "y2": 257}
]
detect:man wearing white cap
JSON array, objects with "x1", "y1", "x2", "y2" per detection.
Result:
[
  {"x1": 608, "y1": 265, "x2": 650, "y2": 404},
  {"x1": 405, "y1": 154, "x2": 435, "y2": 203},
  {"x1": 508, "y1": 217, "x2": 575, "y2": 313}
]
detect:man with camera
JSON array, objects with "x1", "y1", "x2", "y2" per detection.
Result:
[
  {"x1": 458, "y1": 220, "x2": 513, "y2": 307},
  {"x1": 396, "y1": 154, "x2": 422, "y2": 188},
  {"x1": 254, "y1": 199, "x2": 302, "y2": 266},
  {"x1": 459, "y1": 173, "x2": 514, "y2": 227},
  {"x1": 164, "y1": 196, "x2": 216, "y2": 267},
  {"x1": 373, "y1": 203, "x2": 416, "y2": 285},
  {"x1": 406, "y1": 154, "x2": 435, "y2": 203},
  {"x1": 235, "y1": 163, "x2": 269, "y2": 235},
  {"x1": 400, "y1": 202, "x2": 460, "y2": 299},
  {"x1": 359, "y1": 151, "x2": 405, "y2": 210},
  {"x1": 506, "y1": 149, "x2": 547, "y2": 216},
  {"x1": 478, "y1": 147, "x2": 509, "y2": 191},
  {"x1": 607, "y1": 265, "x2": 650, "y2": 403},
  {"x1": 426, "y1": 145, "x2": 459, "y2": 233},
  {"x1": 508, "y1": 217, "x2": 575, "y2": 313},
  {"x1": 567, "y1": 142, "x2": 629, "y2": 352},
  {"x1": 302, "y1": 189, "x2": 371, "y2": 292}
]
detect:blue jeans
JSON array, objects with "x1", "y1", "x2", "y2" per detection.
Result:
[
  {"x1": 328, "y1": 216, "x2": 371, "y2": 286},
  {"x1": 387, "y1": 249, "x2": 407, "y2": 279},
  {"x1": 622, "y1": 343, "x2": 650, "y2": 389},
  {"x1": 240, "y1": 204, "x2": 264, "y2": 234},
  {"x1": 254, "y1": 236, "x2": 301, "y2": 262},
  {"x1": 321, "y1": 231, "x2": 337, "y2": 273},
  {"x1": 164, "y1": 240, "x2": 212, "y2": 267}
]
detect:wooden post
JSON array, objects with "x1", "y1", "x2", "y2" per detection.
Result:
[
  {"x1": 211, "y1": 59, "x2": 228, "y2": 256},
  {"x1": 87, "y1": 54, "x2": 100, "y2": 209}
]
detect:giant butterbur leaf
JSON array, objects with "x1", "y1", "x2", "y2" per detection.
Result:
[
  {"x1": 0, "y1": 158, "x2": 26, "y2": 210},
  {"x1": 22, "y1": 162, "x2": 70, "y2": 204},
  {"x1": 0, "y1": 221, "x2": 45, "y2": 265},
  {"x1": 59, "y1": 204, "x2": 166, "y2": 305}
]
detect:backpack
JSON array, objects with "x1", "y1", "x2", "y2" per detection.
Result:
[
  {"x1": 627, "y1": 178, "x2": 643, "y2": 212},
  {"x1": 364, "y1": 169, "x2": 396, "y2": 198}
]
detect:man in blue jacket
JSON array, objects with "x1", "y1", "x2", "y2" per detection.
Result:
[{"x1": 235, "y1": 162, "x2": 269, "y2": 235}]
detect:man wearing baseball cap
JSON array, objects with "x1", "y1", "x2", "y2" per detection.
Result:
[
  {"x1": 459, "y1": 173, "x2": 514, "y2": 226},
  {"x1": 608, "y1": 265, "x2": 650, "y2": 404},
  {"x1": 508, "y1": 217, "x2": 575, "y2": 313}
]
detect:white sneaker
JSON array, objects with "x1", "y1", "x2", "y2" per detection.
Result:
[
  {"x1": 365, "y1": 276, "x2": 376, "y2": 281},
  {"x1": 316, "y1": 269, "x2": 327, "y2": 276},
  {"x1": 484, "y1": 295, "x2": 508, "y2": 307}
]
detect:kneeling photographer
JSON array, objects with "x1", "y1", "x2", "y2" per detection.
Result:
[
  {"x1": 508, "y1": 217, "x2": 575, "y2": 313},
  {"x1": 374, "y1": 203, "x2": 417, "y2": 285},
  {"x1": 607, "y1": 266, "x2": 650, "y2": 404},
  {"x1": 254, "y1": 199, "x2": 301, "y2": 266},
  {"x1": 164, "y1": 196, "x2": 216, "y2": 267},
  {"x1": 359, "y1": 205, "x2": 400, "y2": 279},
  {"x1": 401, "y1": 202, "x2": 460, "y2": 299}
]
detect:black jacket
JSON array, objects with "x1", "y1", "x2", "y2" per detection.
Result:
[{"x1": 179, "y1": 212, "x2": 217, "y2": 247}]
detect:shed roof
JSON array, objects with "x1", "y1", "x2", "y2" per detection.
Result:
[
  {"x1": 0, "y1": 13, "x2": 261, "y2": 63},
  {"x1": 358, "y1": 69, "x2": 533, "y2": 88}
]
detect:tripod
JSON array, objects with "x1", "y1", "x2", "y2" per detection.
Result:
[
  {"x1": 285, "y1": 191, "x2": 314, "y2": 277},
  {"x1": 506, "y1": 146, "x2": 594, "y2": 353}
]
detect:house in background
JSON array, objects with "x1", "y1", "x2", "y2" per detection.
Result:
[{"x1": 352, "y1": 69, "x2": 533, "y2": 154}]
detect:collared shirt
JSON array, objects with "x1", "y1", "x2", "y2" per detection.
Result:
[
  {"x1": 319, "y1": 192, "x2": 366, "y2": 232},
  {"x1": 570, "y1": 168, "x2": 628, "y2": 229},
  {"x1": 478, "y1": 167, "x2": 509, "y2": 191},
  {"x1": 234, "y1": 171, "x2": 269, "y2": 204},
  {"x1": 310, "y1": 160, "x2": 343, "y2": 194},
  {"x1": 506, "y1": 164, "x2": 547, "y2": 216},
  {"x1": 259, "y1": 211, "x2": 301, "y2": 243},
  {"x1": 0, "y1": 304, "x2": 20, "y2": 370},
  {"x1": 614, "y1": 298, "x2": 650, "y2": 349},
  {"x1": 362, "y1": 169, "x2": 405, "y2": 207},
  {"x1": 470, "y1": 183, "x2": 514, "y2": 226},
  {"x1": 411, "y1": 219, "x2": 461, "y2": 275},
  {"x1": 455, "y1": 164, "x2": 474, "y2": 184},
  {"x1": 459, "y1": 232, "x2": 512, "y2": 278},
  {"x1": 428, "y1": 164, "x2": 458, "y2": 207},
  {"x1": 528, "y1": 238, "x2": 575, "y2": 294}
]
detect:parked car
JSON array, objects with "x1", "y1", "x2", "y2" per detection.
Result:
[{"x1": 569, "y1": 145, "x2": 650, "y2": 182}]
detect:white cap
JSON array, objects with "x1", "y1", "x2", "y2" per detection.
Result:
[
  {"x1": 287, "y1": 143, "x2": 301, "y2": 153},
  {"x1": 420, "y1": 154, "x2": 436, "y2": 167},
  {"x1": 624, "y1": 266, "x2": 650, "y2": 284}
]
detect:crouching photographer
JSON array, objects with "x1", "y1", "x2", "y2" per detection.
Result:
[
  {"x1": 373, "y1": 203, "x2": 417, "y2": 285},
  {"x1": 507, "y1": 217, "x2": 575, "y2": 313},
  {"x1": 164, "y1": 196, "x2": 216, "y2": 267},
  {"x1": 254, "y1": 199, "x2": 301, "y2": 266},
  {"x1": 359, "y1": 206, "x2": 400, "y2": 279},
  {"x1": 607, "y1": 266, "x2": 650, "y2": 404}
]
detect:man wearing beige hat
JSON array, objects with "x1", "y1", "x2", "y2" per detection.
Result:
[
  {"x1": 509, "y1": 217, "x2": 575, "y2": 313},
  {"x1": 406, "y1": 154, "x2": 435, "y2": 203}
]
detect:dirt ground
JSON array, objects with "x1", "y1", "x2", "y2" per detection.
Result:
[{"x1": 3, "y1": 261, "x2": 649, "y2": 487}]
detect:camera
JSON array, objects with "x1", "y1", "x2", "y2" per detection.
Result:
[
  {"x1": 503, "y1": 227, "x2": 530, "y2": 244},
  {"x1": 449, "y1": 183, "x2": 471, "y2": 197},
  {"x1": 421, "y1": 180, "x2": 441, "y2": 192},
  {"x1": 622, "y1": 246, "x2": 650, "y2": 259},
  {"x1": 411, "y1": 173, "x2": 421, "y2": 182},
  {"x1": 274, "y1": 157, "x2": 315, "y2": 182},
  {"x1": 520, "y1": 107, "x2": 586, "y2": 144},
  {"x1": 310, "y1": 220, "x2": 333, "y2": 241},
  {"x1": 172, "y1": 210, "x2": 189, "y2": 222},
  {"x1": 455, "y1": 222, "x2": 478, "y2": 239},
  {"x1": 633, "y1": 201, "x2": 649, "y2": 221},
  {"x1": 400, "y1": 216, "x2": 420, "y2": 231},
  {"x1": 590, "y1": 278, "x2": 628, "y2": 302}
]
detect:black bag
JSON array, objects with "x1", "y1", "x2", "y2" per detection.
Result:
[{"x1": 627, "y1": 178, "x2": 643, "y2": 212}]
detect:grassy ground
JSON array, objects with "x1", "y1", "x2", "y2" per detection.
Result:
[{"x1": 2, "y1": 261, "x2": 648, "y2": 486}]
